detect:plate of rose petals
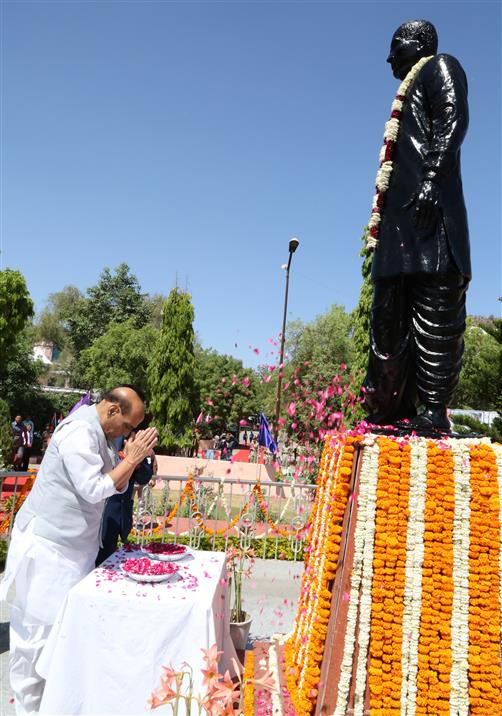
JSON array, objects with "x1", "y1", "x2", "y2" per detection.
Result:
[
  {"x1": 121, "y1": 557, "x2": 180, "y2": 582},
  {"x1": 141, "y1": 542, "x2": 192, "y2": 562}
]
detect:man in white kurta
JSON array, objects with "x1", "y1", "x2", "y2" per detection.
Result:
[{"x1": 0, "y1": 386, "x2": 158, "y2": 715}]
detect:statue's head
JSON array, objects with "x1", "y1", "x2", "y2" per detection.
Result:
[{"x1": 387, "y1": 20, "x2": 438, "y2": 79}]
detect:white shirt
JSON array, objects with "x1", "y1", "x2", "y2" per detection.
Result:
[{"x1": 0, "y1": 416, "x2": 124, "y2": 621}]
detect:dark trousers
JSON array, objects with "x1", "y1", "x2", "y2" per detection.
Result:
[
  {"x1": 95, "y1": 501, "x2": 133, "y2": 567},
  {"x1": 363, "y1": 272, "x2": 468, "y2": 422},
  {"x1": 21, "y1": 448, "x2": 31, "y2": 472}
]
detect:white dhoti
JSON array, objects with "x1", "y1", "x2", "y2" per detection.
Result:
[
  {"x1": 2, "y1": 521, "x2": 96, "y2": 714},
  {"x1": 1, "y1": 405, "x2": 123, "y2": 714}
]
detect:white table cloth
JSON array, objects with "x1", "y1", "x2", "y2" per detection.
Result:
[{"x1": 37, "y1": 546, "x2": 238, "y2": 714}]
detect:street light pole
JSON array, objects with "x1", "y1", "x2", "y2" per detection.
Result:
[{"x1": 274, "y1": 238, "x2": 299, "y2": 440}]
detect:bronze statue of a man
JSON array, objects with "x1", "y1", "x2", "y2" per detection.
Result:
[{"x1": 363, "y1": 20, "x2": 470, "y2": 432}]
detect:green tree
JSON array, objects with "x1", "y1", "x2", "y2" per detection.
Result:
[
  {"x1": 79, "y1": 320, "x2": 158, "y2": 396},
  {"x1": 63, "y1": 264, "x2": 151, "y2": 355},
  {"x1": 194, "y1": 347, "x2": 260, "y2": 436},
  {"x1": 34, "y1": 285, "x2": 84, "y2": 350},
  {"x1": 147, "y1": 290, "x2": 197, "y2": 453},
  {"x1": 0, "y1": 328, "x2": 46, "y2": 412},
  {"x1": 0, "y1": 269, "x2": 34, "y2": 376},
  {"x1": 0, "y1": 398, "x2": 14, "y2": 468},
  {"x1": 145, "y1": 293, "x2": 168, "y2": 329},
  {"x1": 453, "y1": 319, "x2": 502, "y2": 410},
  {"x1": 352, "y1": 232, "x2": 373, "y2": 378},
  {"x1": 286, "y1": 303, "x2": 354, "y2": 374}
]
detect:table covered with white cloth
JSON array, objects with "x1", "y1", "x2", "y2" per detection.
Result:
[{"x1": 36, "y1": 545, "x2": 238, "y2": 714}]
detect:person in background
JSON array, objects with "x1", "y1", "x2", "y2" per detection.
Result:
[
  {"x1": 21, "y1": 424, "x2": 34, "y2": 471},
  {"x1": 41, "y1": 424, "x2": 52, "y2": 453},
  {"x1": 12, "y1": 416, "x2": 26, "y2": 471},
  {"x1": 23, "y1": 416, "x2": 35, "y2": 433},
  {"x1": 212, "y1": 434, "x2": 220, "y2": 459},
  {"x1": 221, "y1": 431, "x2": 238, "y2": 461},
  {"x1": 96, "y1": 436, "x2": 158, "y2": 566}
]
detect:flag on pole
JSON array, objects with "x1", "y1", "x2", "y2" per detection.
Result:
[
  {"x1": 68, "y1": 391, "x2": 92, "y2": 416},
  {"x1": 258, "y1": 412, "x2": 278, "y2": 455}
]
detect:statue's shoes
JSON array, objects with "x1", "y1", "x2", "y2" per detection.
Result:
[{"x1": 396, "y1": 408, "x2": 451, "y2": 435}]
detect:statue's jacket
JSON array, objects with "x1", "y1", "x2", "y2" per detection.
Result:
[{"x1": 372, "y1": 53, "x2": 471, "y2": 280}]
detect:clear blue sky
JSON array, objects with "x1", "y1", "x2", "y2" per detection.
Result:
[{"x1": 1, "y1": 1, "x2": 500, "y2": 368}]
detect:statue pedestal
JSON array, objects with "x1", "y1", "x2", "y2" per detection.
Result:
[{"x1": 283, "y1": 433, "x2": 502, "y2": 715}]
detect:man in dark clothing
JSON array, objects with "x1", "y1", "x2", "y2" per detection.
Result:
[
  {"x1": 21, "y1": 424, "x2": 34, "y2": 471},
  {"x1": 363, "y1": 20, "x2": 470, "y2": 432},
  {"x1": 96, "y1": 448, "x2": 156, "y2": 566},
  {"x1": 12, "y1": 416, "x2": 26, "y2": 470},
  {"x1": 221, "y1": 431, "x2": 238, "y2": 461}
]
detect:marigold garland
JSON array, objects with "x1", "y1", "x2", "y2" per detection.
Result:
[
  {"x1": 284, "y1": 434, "x2": 502, "y2": 716},
  {"x1": 0, "y1": 475, "x2": 36, "y2": 535},
  {"x1": 242, "y1": 650, "x2": 255, "y2": 716},
  {"x1": 400, "y1": 438, "x2": 427, "y2": 716},
  {"x1": 133, "y1": 476, "x2": 308, "y2": 540},
  {"x1": 335, "y1": 436, "x2": 379, "y2": 716},
  {"x1": 415, "y1": 443, "x2": 455, "y2": 715},
  {"x1": 468, "y1": 443, "x2": 502, "y2": 715},
  {"x1": 494, "y1": 443, "x2": 502, "y2": 650},
  {"x1": 368, "y1": 438, "x2": 410, "y2": 714},
  {"x1": 284, "y1": 435, "x2": 359, "y2": 715}
]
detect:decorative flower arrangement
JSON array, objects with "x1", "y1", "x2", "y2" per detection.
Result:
[
  {"x1": 148, "y1": 643, "x2": 276, "y2": 715},
  {"x1": 284, "y1": 435, "x2": 359, "y2": 715},
  {"x1": 226, "y1": 545, "x2": 256, "y2": 623},
  {"x1": 284, "y1": 433, "x2": 502, "y2": 715},
  {"x1": 122, "y1": 557, "x2": 179, "y2": 577},
  {"x1": 134, "y1": 476, "x2": 305, "y2": 541},
  {"x1": 145, "y1": 542, "x2": 187, "y2": 555},
  {"x1": 366, "y1": 55, "x2": 432, "y2": 250},
  {"x1": 0, "y1": 474, "x2": 36, "y2": 535}
]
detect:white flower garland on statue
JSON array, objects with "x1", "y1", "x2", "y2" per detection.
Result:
[
  {"x1": 334, "y1": 436, "x2": 376, "y2": 716},
  {"x1": 449, "y1": 439, "x2": 472, "y2": 716},
  {"x1": 400, "y1": 437, "x2": 428, "y2": 716},
  {"x1": 353, "y1": 438, "x2": 379, "y2": 716},
  {"x1": 366, "y1": 55, "x2": 433, "y2": 251}
]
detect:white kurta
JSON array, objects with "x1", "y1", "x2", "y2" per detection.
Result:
[{"x1": 1, "y1": 411, "x2": 123, "y2": 715}]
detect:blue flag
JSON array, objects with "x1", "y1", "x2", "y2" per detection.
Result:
[{"x1": 258, "y1": 413, "x2": 278, "y2": 455}]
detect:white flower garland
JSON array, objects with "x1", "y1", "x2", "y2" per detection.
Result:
[
  {"x1": 353, "y1": 438, "x2": 379, "y2": 716},
  {"x1": 400, "y1": 437, "x2": 428, "y2": 716},
  {"x1": 269, "y1": 635, "x2": 284, "y2": 716},
  {"x1": 334, "y1": 437, "x2": 375, "y2": 715},
  {"x1": 366, "y1": 55, "x2": 433, "y2": 250},
  {"x1": 449, "y1": 439, "x2": 471, "y2": 716}
]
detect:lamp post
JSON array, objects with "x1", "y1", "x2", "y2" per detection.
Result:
[{"x1": 274, "y1": 237, "x2": 300, "y2": 440}]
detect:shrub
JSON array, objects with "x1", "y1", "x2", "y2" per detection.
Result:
[{"x1": 129, "y1": 533, "x2": 305, "y2": 561}]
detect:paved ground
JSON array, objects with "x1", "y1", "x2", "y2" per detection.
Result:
[{"x1": 0, "y1": 558, "x2": 304, "y2": 714}]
